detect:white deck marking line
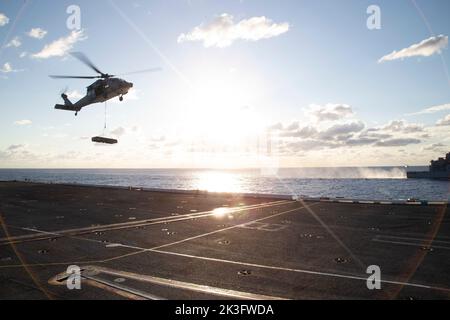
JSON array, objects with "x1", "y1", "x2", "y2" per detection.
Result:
[
  {"x1": 82, "y1": 266, "x2": 286, "y2": 300},
  {"x1": 0, "y1": 200, "x2": 289, "y2": 240},
  {"x1": 372, "y1": 238, "x2": 450, "y2": 250},
  {"x1": 0, "y1": 200, "x2": 292, "y2": 244},
  {"x1": 96, "y1": 203, "x2": 319, "y2": 263},
  {"x1": 0, "y1": 203, "x2": 303, "y2": 268},
  {"x1": 145, "y1": 249, "x2": 450, "y2": 293},
  {"x1": 148, "y1": 203, "x2": 318, "y2": 251},
  {"x1": 374, "y1": 235, "x2": 450, "y2": 245}
]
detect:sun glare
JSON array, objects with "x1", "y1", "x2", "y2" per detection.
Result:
[
  {"x1": 182, "y1": 67, "x2": 266, "y2": 146},
  {"x1": 194, "y1": 171, "x2": 243, "y2": 193},
  {"x1": 212, "y1": 207, "x2": 231, "y2": 218}
]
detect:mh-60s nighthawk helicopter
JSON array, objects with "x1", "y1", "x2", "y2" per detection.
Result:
[{"x1": 51, "y1": 52, "x2": 160, "y2": 116}]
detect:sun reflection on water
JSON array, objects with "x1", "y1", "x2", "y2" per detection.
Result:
[{"x1": 194, "y1": 171, "x2": 243, "y2": 193}]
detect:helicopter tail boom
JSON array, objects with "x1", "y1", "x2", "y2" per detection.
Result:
[
  {"x1": 54, "y1": 104, "x2": 79, "y2": 111},
  {"x1": 54, "y1": 93, "x2": 80, "y2": 113}
]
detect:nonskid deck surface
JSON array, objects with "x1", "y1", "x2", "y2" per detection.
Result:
[{"x1": 0, "y1": 182, "x2": 449, "y2": 300}]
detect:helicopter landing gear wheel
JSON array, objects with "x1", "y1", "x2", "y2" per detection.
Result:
[{"x1": 119, "y1": 95, "x2": 123, "y2": 102}]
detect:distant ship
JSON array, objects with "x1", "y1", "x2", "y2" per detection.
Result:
[{"x1": 407, "y1": 152, "x2": 450, "y2": 180}]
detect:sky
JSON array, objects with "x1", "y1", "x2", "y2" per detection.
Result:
[{"x1": 0, "y1": 0, "x2": 449, "y2": 168}]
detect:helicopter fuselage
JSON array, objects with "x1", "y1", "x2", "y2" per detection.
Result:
[{"x1": 55, "y1": 78, "x2": 133, "y2": 115}]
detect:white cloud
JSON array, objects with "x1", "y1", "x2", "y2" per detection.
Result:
[
  {"x1": 436, "y1": 114, "x2": 450, "y2": 126},
  {"x1": 1, "y1": 63, "x2": 13, "y2": 73},
  {"x1": 379, "y1": 35, "x2": 448, "y2": 63},
  {"x1": 0, "y1": 13, "x2": 9, "y2": 26},
  {"x1": 407, "y1": 103, "x2": 450, "y2": 116},
  {"x1": 31, "y1": 29, "x2": 87, "y2": 59},
  {"x1": 7, "y1": 144, "x2": 24, "y2": 151},
  {"x1": 111, "y1": 127, "x2": 126, "y2": 136},
  {"x1": 424, "y1": 143, "x2": 447, "y2": 152},
  {"x1": 319, "y1": 121, "x2": 365, "y2": 140},
  {"x1": 307, "y1": 103, "x2": 354, "y2": 122},
  {"x1": 19, "y1": 51, "x2": 27, "y2": 58},
  {"x1": 0, "y1": 62, "x2": 23, "y2": 73},
  {"x1": 375, "y1": 138, "x2": 421, "y2": 147},
  {"x1": 6, "y1": 36, "x2": 21, "y2": 48},
  {"x1": 178, "y1": 13, "x2": 289, "y2": 48},
  {"x1": 380, "y1": 120, "x2": 423, "y2": 133},
  {"x1": 269, "y1": 110, "x2": 428, "y2": 153},
  {"x1": 27, "y1": 27, "x2": 48, "y2": 39},
  {"x1": 14, "y1": 119, "x2": 32, "y2": 126}
]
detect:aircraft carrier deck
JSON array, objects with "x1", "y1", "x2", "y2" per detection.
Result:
[{"x1": 0, "y1": 181, "x2": 449, "y2": 300}]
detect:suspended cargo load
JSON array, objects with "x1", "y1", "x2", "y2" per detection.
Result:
[{"x1": 91, "y1": 136, "x2": 118, "y2": 144}]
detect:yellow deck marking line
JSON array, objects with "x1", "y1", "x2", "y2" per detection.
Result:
[
  {"x1": 0, "y1": 200, "x2": 292, "y2": 245},
  {"x1": 3, "y1": 202, "x2": 450, "y2": 295},
  {"x1": 0, "y1": 202, "x2": 302, "y2": 269},
  {"x1": 0, "y1": 213, "x2": 53, "y2": 300}
]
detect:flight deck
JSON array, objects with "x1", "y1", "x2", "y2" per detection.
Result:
[{"x1": 0, "y1": 182, "x2": 449, "y2": 300}]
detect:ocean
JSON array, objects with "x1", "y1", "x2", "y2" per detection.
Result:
[{"x1": 0, "y1": 167, "x2": 449, "y2": 201}]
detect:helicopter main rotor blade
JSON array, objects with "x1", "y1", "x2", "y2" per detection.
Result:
[
  {"x1": 49, "y1": 75, "x2": 101, "y2": 79},
  {"x1": 71, "y1": 52, "x2": 104, "y2": 76},
  {"x1": 115, "y1": 67, "x2": 162, "y2": 77}
]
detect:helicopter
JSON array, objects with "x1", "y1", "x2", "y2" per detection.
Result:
[{"x1": 50, "y1": 52, "x2": 160, "y2": 116}]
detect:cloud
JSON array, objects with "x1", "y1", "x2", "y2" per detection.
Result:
[
  {"x1": 1, "y1": 63, "x2": 12, "y2": 73},
  {"x1": 380, "y1": 120, "x2": 423, "y2": 133},
  {"x1": 27, "y1": 27, "x2": 47, "y2": 39},
  {"x1": 31, "y1": 29, "x2": 87, "y2": 59},
  {"x1": 0, "y1": 144, "x2": 38, "y2": 163},
  {"x1": 178, "y1": 13, "x2": 289, "y2": 48},
  {"x1": 345, "y1": 137, "x2": 379, "y2": 146},
  {"x1": 379, "y1": 35, "x2": 448, "y2": 63},
  {"x1": 268, "y1": 122, "x2": 283, "y2": 131},
  {"x1": 14, "y1": 119, "x2": 32, "y2": 126},
  {"x1": 375, "y1": 138, "x2": 421, "y2": 147},
  {"x1": 280, "y1": 125, "x2": 318, "y2": 139},
  {"x1": 1, "y1": 62, "x2": 21, "y2": 73},
  {"x1": 269, "y1": 112, "x2": 428, "y2": 154},
  {"x1": 319, "y1": 121, "x2": 365, "y2": 140},
  {"x1": 6, "y1": 36, "x2": 21, "y2": 48},
  {"x1": 424, "y1": 143, "x2": 447, "y2": 152},
  {"x1": 0, "y1": 13, "x2": 9, "y2": 26},
  {"x1": 407, "y1": 103, "x2": 450, "y2": 116},
  {"x1": 7, "y1": 144, "x2": 24, "y2": 151},
  {"x1": 111, "y1": 127, "x2": 126, "y2": 136},
  {"x1": 19, "y1": 52, "x2": 27, "y2": 58},
  {"x1": 284, "y1": 139, "x2": 338, "y2": 152},
  {"x1": 307, "y1": 104, "x2": 354, "y2": 122},
  {"x1": 436, "y1": 114, "x2": 450, "y2": 126}
]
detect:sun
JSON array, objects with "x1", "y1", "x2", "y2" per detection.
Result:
[{"x1": 181, "y1": 67, "x2": 266, "y2": 146}]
